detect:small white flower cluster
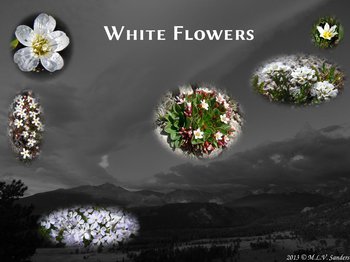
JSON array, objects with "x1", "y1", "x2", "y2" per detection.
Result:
[
  {"x1": 258, "y1": 63, "x2": 317, "y2": 91},
  {"x1": 291, "y1": 66, "x2": 317, "y2": 85},
  {"x1": 261, "y1": 62, "x2": 292, "y2": 75},
  {"x1": 254, "y1": 55, "x2": 343, "y2": 104},
  {"x1": 311, "y1": 81, "x2": 338, "y2": 101},
  {"x1": 40, "y1": 206, "x2": 139, "y2": 248},
  {"x1": 8, "y1": 91, "x2": 44, "y2": 161}
]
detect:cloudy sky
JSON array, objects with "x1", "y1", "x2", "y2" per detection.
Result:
[{"x1": 0, "y1": 0, "x2": 349, "y2": 194}]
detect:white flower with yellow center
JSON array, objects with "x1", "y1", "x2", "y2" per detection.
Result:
[
  {"x1": 200, "y1": 100, "x2": 209, "y2": 110},
  {"x1": 20, "y1": 148, "x2": 31, "y2": 159},
  {"x1": 214, "y1": 131, "x2": 223, "y2": 141},
  {"x1": 22, "y1": 131, "x2": 29, "y2": 138},
  {"x1": 193, "y1": 128, "x2": 204, "y2": 139},
  {"x1": 32, "y1": 117, "x2": 41, "y2": 127},
  {"x1": 14, "y1": 13, "x2": 70, "y2": 72},
  {"x1": 14, "y1": 119, "x2": 23, "y2": 128},
  {"x1": 317, "y1": 23, "x2": 338, "y2": 40},
  {"x1": 29, "y1": 101, "x2": 38, "y2": 109},
  {"x1": 29, "y1": 111, "x2": 39, "y2": 118},
  {"x1": 27, "y1": 138, "x2": 37, "y2": 148},
  {"x1": 220, "y1": 114, "x2": 230, "y2": 124}
]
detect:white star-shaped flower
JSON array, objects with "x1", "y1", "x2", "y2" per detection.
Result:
[
  {"x1": 216, "y1": 93, "x2": 225, "y2": 104},
  {"x1": 193, "y1": 128, "x2": 204, "y2": 139},
  {"x1": 29, "y1": 101, "x2": 38, "y2": 109},
  {"x1": 29, "y1": 111, "x2": 38, "y2": 118},
  {"x1": 22, "y1": 131, "x2": 29, "y2": 138},
  {"x1": 220, "y1": 114, "x2": 230, "y2": 124},
  {"x1": 214, "y1": 131, "x2": 223, "y2": 141},
  {"x1": 17, "y1": 99, "x2": 25, "y2": 107},
  {"x1": 14, "y1": 105, "x2": 23, "y2": 114},
  {"x1": 14, "y1": 119, "x2": 23, "y2": 128},
  {"x1": 14, "y1": 13, "x2": 70, "y2": 72},
  {"x1": 18, "y1": 110, "x2": 27, "y2": 119},
  {"x1": 32, "y1": 117, "x2": 41, "y2": 127},
  {"x1": 200, "y1": 100, "x2": 209, "y2": 110},
  {"x1": 317, "y1": 23, "x2": 338, "y2": 40},
  {"x1": 27, "y1": 138, "x2": 37, "y2": 148},
  {"x1": 20, "y1": 148, "x2": 31, "y2": 159}
]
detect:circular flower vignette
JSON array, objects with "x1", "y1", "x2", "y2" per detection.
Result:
[
  {"x1": 311, "y1": 16, "x2": 344, "y2": 49},
  {"x1": 12, "y1": 13, "x2": 70, "y2": 73},
  {"x1": 39, "y1": 206, "x2": 139, "y2": 249},
  {"x1": 252, "y1": 55, "x2": 345, "y2": 105},
  {"x1": 8, "y1": 90, "x2": 44, "y2": 162},
  {"x1": 155, "y1": 84, "x2": 243, "y2": 159}
]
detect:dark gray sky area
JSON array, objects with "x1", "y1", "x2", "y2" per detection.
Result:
[{"x1": 0, "y1": 0, "x2": 349, "y2": 194}]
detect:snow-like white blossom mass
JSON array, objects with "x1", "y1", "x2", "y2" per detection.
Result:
[
  {"x1": 40, "y1": 206, "x2": 139, "y2": 248},
  {"x1": 253, "y1": 55, "x2": 344, "y2": 105}
]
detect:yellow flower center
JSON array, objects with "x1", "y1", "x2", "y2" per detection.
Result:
[
  {"x1": 32, "y1": 35, "x2": 51, "y2": 56},
  {"x1": 322, "y1": 31, "x2": 332, "y2": 39}
]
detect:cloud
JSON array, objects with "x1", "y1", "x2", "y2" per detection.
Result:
[
  {"x1": 291, "y1": 154, "x2": 304, "y2": 162},
  {"x1": 270, "y1": 154, "x2": 281, "y2": 164},
  {"x1": 99, "y1": 155, "x2": 109, "y2": 169},
  {"x1": 152, "y1": 124, "x2": 350, "y2": 190}
]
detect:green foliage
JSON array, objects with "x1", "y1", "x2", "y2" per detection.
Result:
[
  {"x1": 317, "y1": 63, "x2": 344, "y2": 88},
  {"x1": 158, "y1": 86, "x2": 241, "y2": 157}
]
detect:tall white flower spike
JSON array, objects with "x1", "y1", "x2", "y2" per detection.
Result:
[{"x1": 14, "y1": 13, "x2": 70, "y2": 72}]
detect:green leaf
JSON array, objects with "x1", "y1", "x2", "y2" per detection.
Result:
[
  {"x1": 11, "y1": 38, "x2": 19, "y2": 49},
  {"x1": 191, "y1": 139, "x2": 203, "y2": 145},
  {"x1": 164, "y1": 124, "x2": 174, "y2": 134},
  {"x1": 170, "y1": 131, "x2": 179, "y2": 140},
  {"x1": 329, "y1": 67, "x2": 335, "y2": 82},
  {"x1": 174, "y1": 139, "x2": 181, "y2": 148}
]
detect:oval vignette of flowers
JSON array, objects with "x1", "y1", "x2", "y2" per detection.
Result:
[
  {"x1": 311, "y1": 16, "x2": 344, "y2": 49},
  {"x1": 155, "y1": 84, "x2": 243, "y2": 159},
  {"x1": 39, "y1": 206, "x2": 139, "y2": 248},
  {"x1": 12, "y1": 13, "x2": 70, "y2": 73},
  {"x1": 252, "y1": 55, "x2": 345, "y2": 105},
  {"x1": 8, "y1": 90, "x2": 44, "y2": 162}
]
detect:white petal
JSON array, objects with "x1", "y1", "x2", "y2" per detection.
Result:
[
  {"x1": 330, "y1": 25, "x2": 337, "y2": 32},
  {"x1": 40, "y1": 52, "x2": 64, "y2": 72},
  {"x1": 317, "y1": 26, "x2": 324, "y2": 34},
  {"x1": 14, "y1": 47, "x2": 39, "y2": 72},
  {"x1": 34, "y1": 13, "x2": 56, "y2": 34},
  {"x1": 324, "y1": 23, "x2": 330, "y2": 31},
  {"x1": 48, "y1": 31, "x2": 70, "y2": 51},
  {"x1": 15, "y1": 25, "x2": 34, "y2": 46}
]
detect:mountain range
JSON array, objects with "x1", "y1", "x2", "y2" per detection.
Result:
[
  {"x1": 18, "y1": 182, "x2": 335, "y2": 231},
  {"x1": 17, "y1": 123, "x2": 350, "y2": 230}
]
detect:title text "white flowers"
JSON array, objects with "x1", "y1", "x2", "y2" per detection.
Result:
[{"x1": 104, "y1": 26, "x2": 254, "y2": 41}]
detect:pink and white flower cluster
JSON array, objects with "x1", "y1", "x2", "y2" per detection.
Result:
[
  {"x1": 156, "y1": 84, "x2": 243, "y2": 158},
  {"x1": 8, "y1": 90, "x2": 44, "y2": 161}
]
